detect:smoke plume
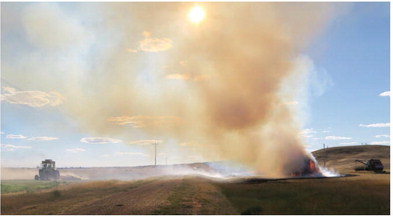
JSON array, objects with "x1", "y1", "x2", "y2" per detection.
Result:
[{"x1": 7, "y1": 3, "x2": 341, "y2": 177}]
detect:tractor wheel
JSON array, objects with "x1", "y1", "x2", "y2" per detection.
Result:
[{"x1": 34, "y1": 175, "x2": 40, "y2": 180}]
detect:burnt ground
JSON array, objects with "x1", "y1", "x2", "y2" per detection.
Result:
[{"x1": 1, "y1": 145, "x2": 390, "y2": 215}]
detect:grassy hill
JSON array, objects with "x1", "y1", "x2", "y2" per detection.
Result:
[{"x1": 312, "y1": 145, "x2": 390, "y2": 173}]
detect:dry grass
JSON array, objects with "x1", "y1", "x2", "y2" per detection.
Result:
[
  {"x1": 153, "y1": 177, "x2": 236, "y2": 214},
  {"x1": 1, "y1": 179, "x2": 152, "y2": 214},
  {"x1": 2, "y1": 174, "x2": 389, "y2": 215},
  {"x1": 215, "y1": 174, "x2": 390, "y2": 215},
  {"x1": 1, "y1": 145, "x2": 390, "y2": 215}
]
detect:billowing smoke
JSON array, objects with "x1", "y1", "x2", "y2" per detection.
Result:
[{"x1": 6, "y1": 3, "x2": 343, "y2": 177}]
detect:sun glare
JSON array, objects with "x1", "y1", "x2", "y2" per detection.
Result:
[{"x1": 188, "y1": 6, "x2": 205, "y2": 24}]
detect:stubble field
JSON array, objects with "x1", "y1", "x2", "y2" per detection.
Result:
[{"x1": 1, "y1": 145, "x2": 390, "y2": 215}]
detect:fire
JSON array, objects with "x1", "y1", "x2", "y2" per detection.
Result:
[
  {"x1": 290, "y1": 157, "x2": 322, "y2": 177},
  {"x1": 309, "y1": 159, "x2": 316, "y2": 171}
]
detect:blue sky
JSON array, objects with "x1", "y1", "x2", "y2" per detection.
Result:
[
  {"x1": 1, "y1": 3, "x2": 390, "y2": 168},
  {"x1": 302, "y1": 2, "x2": 390, "y2": 150}
]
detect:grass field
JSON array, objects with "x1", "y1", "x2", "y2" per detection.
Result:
[
  {"x1": 1, "y1": 173, "x2": 389, "y2": 215},
  {"x1": 1, "y1": 145, "x2": 390, "y2": 215},
  {"x1": 216, "y1": 175, "x2": 389, "y2": 215},
  {"x1": 1, "y1": 180, "x2": 63, "y2": 194}
]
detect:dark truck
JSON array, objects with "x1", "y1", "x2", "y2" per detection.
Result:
[{"x1": 34, "y1": 159, "x2": 60, "y2": 180}]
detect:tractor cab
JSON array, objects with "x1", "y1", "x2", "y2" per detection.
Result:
[{"x1": 41, "y1": 159, "x2": 56, "y2": 169}]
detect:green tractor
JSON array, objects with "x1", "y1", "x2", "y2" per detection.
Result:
[{"x1": 34, "y1": 159, "x2": 60, "y2": 180}]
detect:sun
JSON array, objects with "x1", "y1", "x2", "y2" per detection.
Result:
[{"x1": 188, "y1": 5, "x2": 206, "y2": 24}]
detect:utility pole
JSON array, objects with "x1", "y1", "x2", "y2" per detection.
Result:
[
  {"x1": 323, "y1": 143, "x2": 326, "y2": 167},
  {"x1": 154, "y1": 142, "x2": 157, "y2": 166}
]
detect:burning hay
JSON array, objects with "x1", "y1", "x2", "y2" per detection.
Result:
[{"x1": 289, "y1": 157, "x2": 322, "y2": 177}]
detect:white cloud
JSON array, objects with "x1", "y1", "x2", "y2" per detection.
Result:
[
  {"x1": 0, "y1": 132, "x2": 4, "y2": 135},
  {"x1": 126, "y1": 31, "x2": 172, "y2": 53},
  {"x1": 301, "y1": 128, "x2": 316, "y2": 134},
  {"x1": 114, "y1": 152, "x2": 147, "y2": 157},
  {"x1": 1, "y1": 144, "x2": 32, "y2": 151},
  {"x1": 80, "y1": 137, "x2": 122, "y2": 144},
  {"x1": 339, "y1": 142, "x2": 359, "y2": 145},
  {"x1": 300, "y1": 128, "x2": 316, "y2": 138},
  {"x1": 179, "y1": 141, "x2": 199, "y2": 146},
  {"x1": 5, "y1": 134, "x2": 59, "y2": 141},
  {"x1": 165, "y1": 73, "x2": 191, "y2": 80},
  {"x1": 1, "y1": 87, "x2": 64, "y2": 107},
  {"x1": 325, "y1": 136, "x2": 352, "y2": 140},
  {"x1": 6, "y1": 134, "x2": 27, "y2": 139},
  {"x1": 1, "y1": 144, "x2": 32, "y2": 149},
  {"x1": 129, "y1": 140, "x2": 163, "y2": 146},
  {"x1": 165, "y1": 73, "x2": 211, "y2": 82},
  {"x1": 139, "y1": 34, "x2": 172, "y2": 52},
  {"x1": 359, "y1": 123, "x2": 390, "y2": 128},
  {"x1": 66, "y1": 148, "x2": 86, "y2": 153},
  {"x1": 375, "y1": 135, "x2": 390, "y2": 138},
  {"x1": 369, "y1": 141, "x2": 390, "y2": 145},
  {"x1": 379, "y1": 91, "x2": 390, "y2": 97},
  {"x1": 108, "y1": 115, "x2": 181, "y2": 128},
  {"x1": 28, "y1": 136, "x2": 59, "y2": 141}
]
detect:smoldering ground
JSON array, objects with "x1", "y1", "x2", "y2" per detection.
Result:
[{"x1": 2, "y1": 3, "x2": 348, "y2": 177}]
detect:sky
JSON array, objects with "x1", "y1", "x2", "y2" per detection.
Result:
[
  {"x1": 302, "y1": 3, "x2": 390, "y2": 150},
  {"x1": 1, "y1": 2, "x2": 390, "y2": 168}
]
